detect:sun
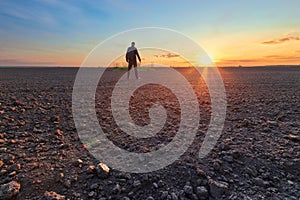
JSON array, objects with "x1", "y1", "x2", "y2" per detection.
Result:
[{"x1": 198, "y1": 53, "x2": 215, "y2": 66}]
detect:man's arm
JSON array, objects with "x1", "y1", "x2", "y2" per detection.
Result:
[
  {"x1": 136, "y1": 50, "x2": 141, "y2": 62},
  {"x1": 125, "y1": 51, "x2": 129, "y2": 62}
]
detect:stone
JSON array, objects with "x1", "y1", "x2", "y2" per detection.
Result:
[
  {"x1": 170, "y1": 192, "x2": 178, "y2": 200},
  {"x1": 0, "y1": 181, "x2": 20, "y2": 200},
  {"x1": 87, "y1": 165, "x2": 96, "y2": 174},
  {"x1": 128, "y1": 191, "x2": 134, "y2": 197},
  {"x1": 253, "y1": 177, "x2": 266, "y2": 187},
  {"x1": 245, "y1": 167, "x2": 258, "y2": 177},
  {"x1": 88, "y1": 191, "x2": 95, "y2": 197},
  {"x1": 56, "y1": 129, "x2": 63, "y2": 136},
  {"x1": 223, "y1": 155, "x2": 234, "y2": 163},
  {"x1": 10, "y1": 139, "x2": 17, "y2": 144},
  {"x1": 158, "y1": 180, "x2": 164, "y2": 187},
  {"x1": 74, "y1": 159, "x2": 83, "y2": 168},
  {"x1": 161, "y1": 191, "x2": 168, "y2": 199},
  {"x1": 231, "y1": 150, "x2": 241, "y2": 159},
  {"x1": 0, "y1": 148, "x2": 6, "y2": 153},
  {"x1": 196, "y1": 186, "x2": 208, "y2": 199},
  {"x1": 267, "y1": 120, "x2": 277, "y2": 125},
  {"x1": 213, "y1": 161, "x2": 221, "y2": 171},
  {"x1": 208, "y1": 179, "x2": 228, "y2": 199},
  {"x1": 191, "y1": 194, "x2": 198, "y2": 200},
  {"x1": 13, "y1": 100, "x2": 23, "y2": 106},
  {"x1": 196, "y1": 167, "x2": 207, "y2": 178},
  {"x1": 183, "y1": 185, "x2": 193, "y2": 195},
  {"x1": 10, "y1": 163, "x2": 21, "y2": 172},
  {"x1": 59, "y1": 173, "x2": 64, "y2": 179},
  {"x1": 73, "y1": 192, "x2": 81, "y2": 197},
  {"x1": 44, "y1": 191, "x2": 65, "y2": 200},
  {"x1": 284, "y1": 134, "x2": 300, "y2": 142},
  {"x1": 96, "y1": 162, "x2": 110, "y2": 178},
  {"x1": 63, "y1": 180, "x2": 71, "y2": 189},
  {"x1": 8, "y1": 171, "x2": 16, "y2": 177},
  {"x1": 112, "y1": 184, "x2": 121, "y2": 194},
  {"x1": 90, "y1": 183, "x2": 98, "y2": 190},
  {"x1": 133, "y1": 180, "x2": 141, "y2": 187},
  {"x1": 51, "y1": 115, "x2": 61, "y2": 122}
]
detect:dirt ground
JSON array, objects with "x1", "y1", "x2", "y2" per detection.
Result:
[{"x1": 0, "y1": 66, "x2": 299, "y2": 199}]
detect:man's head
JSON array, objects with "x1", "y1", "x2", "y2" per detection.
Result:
[{"x1": 131, "y1": 42, "x2": 135, "y2": 47}]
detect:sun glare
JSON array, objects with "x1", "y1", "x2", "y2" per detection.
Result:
[{"x1": 198, "y1": 54, "x2": 214, "y2": 66}]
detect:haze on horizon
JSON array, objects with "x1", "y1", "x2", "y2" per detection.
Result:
[{"x1": 0, "y1": 0, "x2": 300, "y2": 67}]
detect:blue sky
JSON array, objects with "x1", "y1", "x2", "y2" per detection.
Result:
[{"x1": 1, "y1": 0, "x2": 300, "y2": 66}]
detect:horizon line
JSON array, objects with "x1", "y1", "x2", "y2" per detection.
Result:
[{"x1": 0, "y1": 65, "x2": 299, "y2": 68}]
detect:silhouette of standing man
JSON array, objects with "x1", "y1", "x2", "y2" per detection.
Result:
[{"x1": 126, "y1": 42, "x2": 141, "y2": 79}]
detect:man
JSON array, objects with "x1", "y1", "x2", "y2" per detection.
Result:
[{"x1": 126, "y1": 42, "x2": 141, "y2": 79}]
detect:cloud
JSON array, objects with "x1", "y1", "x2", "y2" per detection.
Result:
[
  {"x1": 0, "y1": 0, "x2": 87, "y2": 31},
  {"x1": 0, "y1": 59, "x2": 56, "y2": 66},
  {"x1": 262, "y1": 36, "x2": 300, "y2": 45},
  {"x1": 217, "y1": 55, "x2": 300, "y2": 66},
  {"x1": 264, "y1": 55, "x2": 300, "y2": 60},
  {"x1": 154, "y1": 53, "x2": 180, "y2": 58},
  {"x1": 264, "y1": 55, "x2": 286, "y2": 59},
  {"x1": 37, "y1": 0, "x2": 81, "y2": 13},
  {"x1": 222, "y1": 55, "x2": 300, "y2": 63},
  {"x1": 219, "y1": 59, "x2": 261, "y2": 63},
  {"x1": 0, "y1": 2, "x2": 59, "y2": 27}
]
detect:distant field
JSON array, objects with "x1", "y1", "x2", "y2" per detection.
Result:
[{"x1": 0, "y1": 66, "x2": 299, "y2": 199}]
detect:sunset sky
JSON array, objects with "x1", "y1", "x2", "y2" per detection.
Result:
[{"x1": 1, "y1": 0, "x2": 300, "y2": 67}]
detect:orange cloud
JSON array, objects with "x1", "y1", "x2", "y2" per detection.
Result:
[
  {"x1": 262, "y1": 36, "x2": 300, "y2": 45},
  {"x1": 154, "y1": 53, "x2": 180, "y2": 58},
  {"x1": 216, "y1": 59, "x2": 259, "y2": 67},
  {"x1": 217, "y1": 55, "x2": 300, "y2": 66},
  {"x1": 264, "y1": 55, "x2": 300, "y2": 60}
]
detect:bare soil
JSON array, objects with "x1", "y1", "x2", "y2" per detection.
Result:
[{"x1": 0, "y1": 67, "x2": 299, "y2": 200}]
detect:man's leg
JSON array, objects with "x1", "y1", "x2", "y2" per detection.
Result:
[
  {"x1": 133, "y1": 62, "x2": 139, "y2": 79},
  {"x1": 134, "y1": 66, "x2": 139, "y2": 79},
  {"x1": 127, "y1": 63, "x2": 132, "y2": 79}
]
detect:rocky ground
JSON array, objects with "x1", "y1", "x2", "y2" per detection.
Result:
[{"x1": 0, "y1": 66, "x2": 299, "y2": 200}]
